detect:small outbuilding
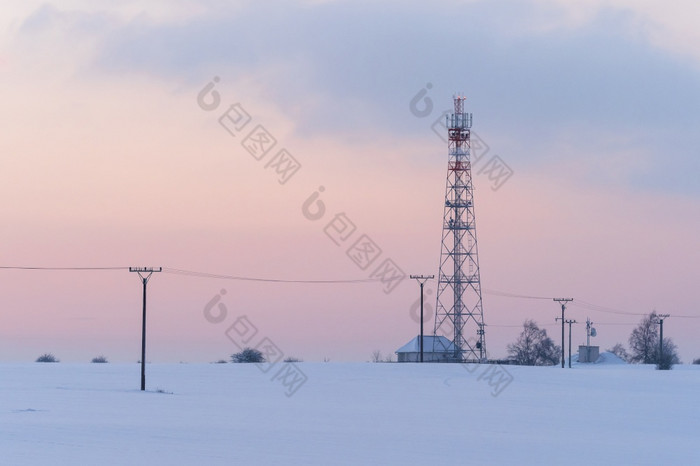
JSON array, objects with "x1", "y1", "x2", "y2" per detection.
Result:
[
  {"x1": 395, "y1": 335, "x2": 457, "y2": 362},
  {"x1": 578, "y1": 345, "x2": 600, "y2": 363}
]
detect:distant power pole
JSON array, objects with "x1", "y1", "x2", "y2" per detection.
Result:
[
  {"x1": 129, "y1": 267, "x2": 162, "y2": 391},
  {"x1": 553, "y1": 298, "x2": 573, "y2": 369},
  {"x1": 655, "y1": 314, "x2": 670, "y2": 363},
  {"x1": 410, "y1": 274, "x2": 435, "y2": 362},
  {"x1": 566, "y1": 320, "x2": 576, "y2": 368},
  {"x1": 554, "y1": 317, "x2": 576, "y2": 368}
]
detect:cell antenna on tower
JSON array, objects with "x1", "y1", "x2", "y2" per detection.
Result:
[{"x1": 432, "y1": 96, "x2": 487, "y2": 363}]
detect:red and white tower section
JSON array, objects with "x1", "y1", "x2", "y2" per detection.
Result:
[{"x1": 433, "y1": 96, "x2": 486, "y2": 362}]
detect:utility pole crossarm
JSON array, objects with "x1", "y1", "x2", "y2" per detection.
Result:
[
  {"x1": 129, "y1": 267, "x2": 163, "y2": 283},
  {"x1": 409, "y1": 274, "x2": 435, "y2": 283}
]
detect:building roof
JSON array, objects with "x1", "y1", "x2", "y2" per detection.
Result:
[{"x1": 395, "y1": 335, "x2": 455, "y2": 354}]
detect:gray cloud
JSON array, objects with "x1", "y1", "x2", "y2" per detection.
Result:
[{"x1": 17, "y1": 0, "x2": 700, "y2": 194}]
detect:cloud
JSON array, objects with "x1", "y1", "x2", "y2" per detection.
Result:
[
  {"x1": 534, "y1": 0, "x2": 700, "y2": 66},
  {"x1": 6, "y1": 0, "x2": 700, "y2": 199}
]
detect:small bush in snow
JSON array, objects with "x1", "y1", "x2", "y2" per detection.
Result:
[
  {"x1": 656, "y1": 339, "x2": 680, "y2": 370},
  {"x1": 231, "y1": 348, "x2": 265, "y2": 363},
  {"x1": 91, "y1": 355, "x2": 109, "y2": 363},
  {"x1": 36, "y1": 353, "x2": 59, "y2": 363},
  {"x1": 657, "y1": 352, "x2": 675, "y2": 370},
  {"x1": 284, "y1": 356, "x2": 303, "y2": 363}
]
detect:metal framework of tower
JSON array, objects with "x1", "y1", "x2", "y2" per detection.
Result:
[{"x1": 432, "y1": 96, "x2": 486, "y2": 363}]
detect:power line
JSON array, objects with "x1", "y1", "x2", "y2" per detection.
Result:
[
  {"x1": 572, "y1": 300, "x2": 700, "y2": 319},
  {"x1": 485, "y1": 291, "x2": 700, "y2": 319},
  {"x1": 1, "y1": 265, "x2": 699, "y2": 320},
  {"x1": 161, "y1": 267, "x2": 380, "y2": 284},
  {"x1": 570, "y1": 300, "x2": 646, "y2": 317},
  {"x1": 0, "y1": 265, "x2": 380, "y2": 283},
  {"x1": 593, "y1": 322, "x2": 638, "y2": 326},
  {"x1": 0, "y1": 266, "x2": 128, "y2": 270},
  {"x1": 484, "y1": 289, "x2": 552, "y2": 300}
]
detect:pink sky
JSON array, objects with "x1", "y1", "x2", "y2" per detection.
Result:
[{"x1": 1, "y1": 1, "x2": 699, "y2": 363}]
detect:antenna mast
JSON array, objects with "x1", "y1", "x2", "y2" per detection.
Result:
[{"x1": 433, "y1": 95, "x2": 486, "y2": 362}]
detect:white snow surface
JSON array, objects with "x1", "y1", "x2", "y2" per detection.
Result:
[{"x1": 3, "y1": 362, "x2": 699, "y2": 465}]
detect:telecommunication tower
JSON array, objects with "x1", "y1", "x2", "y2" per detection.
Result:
[{"x1": 432, "y1": 96, "x2": 486, "y2": 362}]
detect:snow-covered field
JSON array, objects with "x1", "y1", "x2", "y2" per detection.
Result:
[{"x1": 3, "y1": 361, "x2": 699, "y2": 465}]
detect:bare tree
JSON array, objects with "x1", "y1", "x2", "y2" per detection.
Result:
[
  {"x1": 606, "y1": 343, "x2": 630, "y2": 362},
  {"x1": 628, "y1": 311, "x2": 680, "y2": 367},
  {"x1": 507, "y1": 320, "x2": 560, "y2": 366},
  {"x1": 371, "y1": 350, "x2": 382, "y2": 363},
  {"x1": 628, "y1": 312, "x2": 659, "y2": 364}
]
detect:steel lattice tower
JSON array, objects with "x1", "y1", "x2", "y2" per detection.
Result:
[{"x1": 433, "y1": 96, "x2": 486, "y2": 363}]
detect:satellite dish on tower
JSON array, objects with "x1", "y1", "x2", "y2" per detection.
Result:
[{"x1": 591, "y1": 328, "x2": 597, "y2": 337}]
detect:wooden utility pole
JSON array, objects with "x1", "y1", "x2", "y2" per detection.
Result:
[
  {"x1": 553, "y1": 298, "x2": 573, "y2": 368},
  {"x1": 409, "y1": 275, "x2": 434, "y2": 362},
  {"x1": 129, "y1": 267, "x2": 162, "y2": 390},
  {"x1": 566, "y1": 319, "x2": 576, "y2": 368},
  {"x1": 655, "y1": 314, "x2": 670, "y2": 364}
]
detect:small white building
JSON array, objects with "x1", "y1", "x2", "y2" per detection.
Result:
[{"x1": 395, "y1": 335, "x2": 457, "y2": 362}]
